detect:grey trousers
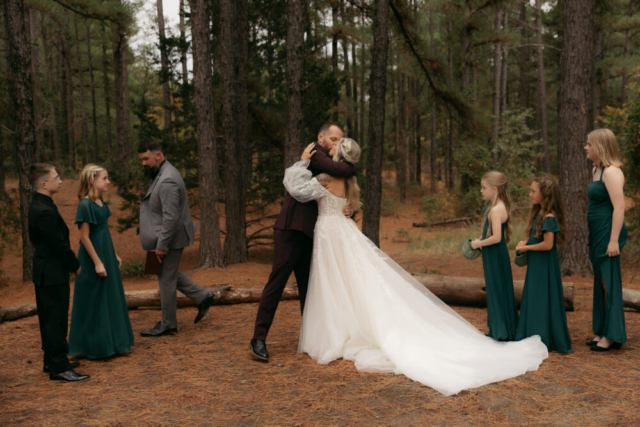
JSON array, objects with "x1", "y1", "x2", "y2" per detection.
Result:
[{"x1": 158, "y1": 248, "x2": 209, "y2": 329}]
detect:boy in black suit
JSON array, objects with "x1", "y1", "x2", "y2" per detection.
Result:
[{"x1": 28, "y1": 163, "x2": 90, "y2": 382}]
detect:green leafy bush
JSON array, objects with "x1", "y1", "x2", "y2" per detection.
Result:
[{"x1": 120, "y1": 259, "x2": 147, "y2": 278}]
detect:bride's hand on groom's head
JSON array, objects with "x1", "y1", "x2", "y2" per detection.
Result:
[{"x1": 301, "y1": 143, "x2": 316, "y2": 161}]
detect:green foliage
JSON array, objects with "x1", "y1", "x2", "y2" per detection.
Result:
[
  {"x1": 381, "y1": 194, "x2": 401, "y2": 217},
  {"x1": 120, "y1": 259, "x2": 147, "y2": 278},
  {"x1": 421, "y1": 195, "x2": 447, "y2": 222}
]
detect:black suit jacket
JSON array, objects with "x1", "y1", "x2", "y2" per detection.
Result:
[
  {"x1": 28, "y1": 192, "x2": 80, "y2": 286},
  {"x1": 274, "y1": 142, "x2": 357, "y2": 238}
]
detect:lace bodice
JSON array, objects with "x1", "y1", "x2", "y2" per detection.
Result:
[{"x1": 283, "y1": 160, "x2": 347, "y2": 216}]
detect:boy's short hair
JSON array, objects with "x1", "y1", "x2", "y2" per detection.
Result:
[{"x1": 28, "y1": 163, "x2": 56, "y2": 189}]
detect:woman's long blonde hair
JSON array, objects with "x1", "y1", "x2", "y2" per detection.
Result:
[
  {"x1": 526, "y1": 176, "x2": 566, "y2": 245},
  {"x1": 481, "y1": 171, "x2": 512, "y2": 242},
  {"x1": 78, "y1": 163, "x2": 107, "y2": 202},
  {"x1": 588, "y1": 128, "x2": 622, "y2": 168},
  {"x1": 333, "y1": 138, "x2": 362, "y2": 210}
]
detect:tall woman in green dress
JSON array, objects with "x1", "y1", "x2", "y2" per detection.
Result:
[
  {"x1": 69, "y1": 164, "x2": 134, "y2": 359},
  {"x1": 515, "y1": 177, "x2": 572, "y2": 353},
  {"x1": 471, "y1": 171, "x2": 518, "y2": 341},
  {"x1": 584, "y1": 129, "x2": 627, "y2": 351}
]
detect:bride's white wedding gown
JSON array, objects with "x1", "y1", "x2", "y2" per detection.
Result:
[{"x1": 284, "y1": 161, "x2": 548, "y2": 396}]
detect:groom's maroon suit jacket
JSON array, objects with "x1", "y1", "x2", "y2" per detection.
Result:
[{"x1": 273, "y1": 142, "x2": 357, "y2": 238}]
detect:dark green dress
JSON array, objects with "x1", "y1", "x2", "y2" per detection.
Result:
[
  {"x1": 515, "y1": 215, "x2": 572, "y2": 353},
  {"x1": 588, "y1": 168, "x2": 627, "y2": 344},
  {"x1": 69, "y1": 198, "x2": 134, "y2": 359},
  {"x1": 481, "y1": 207, "x2": 518, "y2": 341}
]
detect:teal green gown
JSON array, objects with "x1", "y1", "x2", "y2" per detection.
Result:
[
  {"x1": 481, "y1": 207, "x2": 518, "y2": 341},
  {"x1": 69, "y1": 199, "x2": 134, "y2": 359},
  {"x1": 588, "y1": 168, "x2": 627, "y2": 345},
  {"x1": 515, "y1": 215, "x2": 572, "y2": 353}
]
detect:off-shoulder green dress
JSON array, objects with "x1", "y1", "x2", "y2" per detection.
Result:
[
  {"x1": 481, "y1": 207, "x2": 518, "y2": 341},
  {"x1": 69, "y1": 198, "x2": 134, "y2": 359},
  {"x1": 515, "y1": 215, "x2": 572, "y2": 353}
]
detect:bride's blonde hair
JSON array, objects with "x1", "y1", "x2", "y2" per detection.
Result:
[{"x1": 332, "y1": 138, "x2": 362, "y2": 210}]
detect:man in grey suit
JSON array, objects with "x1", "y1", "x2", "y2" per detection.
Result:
[{"x1": 137, "y1": 140, "x2": 216, "y2": 337}]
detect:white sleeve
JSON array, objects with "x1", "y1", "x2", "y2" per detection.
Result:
[{"x1": 283, "y1": 160, "x2": 330, "y2": 203}]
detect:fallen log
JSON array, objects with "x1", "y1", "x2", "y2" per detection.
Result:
[
  {"x1": 0, "y1": 303, "x2": 37, "y2": 323},
  {"x1": 413, "y1": 217, "x2": 474, "y2": 228},
  {"x1": 622, "y1": 288, "x2": 640, "y2": 311},
  {"x1": 412, "y1": 274, "x2": 575, "y2": 311}
]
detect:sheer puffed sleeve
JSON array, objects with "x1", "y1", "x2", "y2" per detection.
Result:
[{"x1": 283, "y1": 160, "x2": 331, "y2": 203}]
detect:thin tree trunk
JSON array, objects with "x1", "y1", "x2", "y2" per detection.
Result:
[
  {"x1": 415, "y1": 107, "x2": 421, "y2": 185},
  {"x1": 492, "y1": 9, "x2": 503, "y2": 163},
  {"x1": 86, "y1": 24, "x2": 99, "y2": 162},
  {"x1": 535, "y1": 0, "x2": 550, "y2": 173},
  {"x1": 621, "y1": 2, "x2": 635, "y2": 106},
  {"x1": 284, "y1": 0, "x2": 305, "y2": 168},
  {"x1": 190, "y1": 0, "x2": 223, "y2": 268},
  {"x1": 40, "y1": 14, "x2": 61, "y2": 162},
  {"x1": 101, "y1": 25, "x2": 113, "y2": 163},
  {"x1": 220, "y1": 0, "x2": 249, "y2": 264},
  {"x1": 429, "y1": 5, "x2": 437, "y2": 193},
  {"x1": 592, "y1": 23, "x2": 604, "y2": 129},
  {"x1": 0, "y1": 125, "x2": 5, "y2": 194},
  {"x1": 331, "y1": 1, "x2": 339, "y2": 121},
  {"x1": 359, "y1": 14, "x2": 366, "y2": 148},
  {"x1": 352, "y1": 39, "x2": 358, "y2": 142},
  {"x1": 519, "y1": 1, "x2": 530, "y2": 113},
  {"x1": 157, "y1": 0, "x2": 173, "y2": 141},
  {"x1": 62, "y1": 13, "x2": 76, "y2": 169},
  {"x1": 29, "y1": 10, "x2": 44, "y2": 162},
  {"x1": 362, "y1": 0, "x2": 390, "y2": 247},
  {"x1": 122, "y1": 46, "x2": 132, "y2": 155},
  {"x1": 180, "y1": 0, "x2": 189, "y2": 84},
  {"x1": 558, "y1": 0, "x2": 595, "y2": 276},
  {"x1": 74, "y1": 18, "x2": 90, "y2": 165},
  {"x1": 3, "y1": 0, "x2": 37, "y2": 281},
  {"x1": 341, "y1": 9, "x2": 353, "y2": 136},
  {"x1": 501, "y1": 11, "x2": 509, "y2": 130},
  {"x1": 113, "y1": 30, "x2": 128, "y2": 188},
  {"x1": 397, "y1": 71, "x2": 407, "y2": 203},
  {"x1": 447, "y1": 20, "x2": 455, "y2": 190},
  {"x1": 408, "y1": 77, "x2": 416, "y2": 183}
]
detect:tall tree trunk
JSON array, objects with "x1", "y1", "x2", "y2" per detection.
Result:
[
  {"x1": 285, "y1": 0, "x2": 305, "y2": 168},
  {"x1": 397, "y1": 71, "x2": 407, "y2": 203},
  {"x1": 3, "y1": 0, "x2": 37, "y2": 281},
  {"x1": 535, "y1": 0, "x2": 550, "y2": 173},
  {"x1": 362, "y1": 0, "x2": 390, "y2": 247},
  {"x1": 62, "y1": 14, "x2": 76, "y2": 169},
  {"x1": 359, "y1": 13, "x2": 366, "y2": 148},
  {"x1": 558, "y1": 0, "x2": 595, "y2": 276},
  {"x1": 352, "y1": 40, "x2": 358, "y2": 142},
  {"x1": 86, "y1": 24, "x2": 99, "y2": 162},
  {"x1": 592, "y1": 22, "x2": 604, "y2": 129},
  {"x1": 74, "y1": 18, "x2": 90, "y2": 165},
  {"x1": 190, "y1": 0, "x2": 223, "y2": 268},
  {"x1": 40, "y1": 14, "x2": 61, "y2": 162},
  {"x1": 621, "y1": 2, "x2": 635, "y2": 106},
  {"x1": 429, "y1": 5, "x2": 437, "y2": 193},
  {"x1": 180, "y1": 0, "x2": 189, "y2": 84},
  {"x1": 0, "y1": 125, "x2": 5, "y2": 194},
  {"x1": 500, "y1": 11, "x2": 509, "y2": 132},
  {"x1": 492, "y1": 9, "x2": 503, "y2": 163},
  {"x1": 113, "y1": 30, "x2": 129, "y2": 188},
  {"x1": 331, "y1": 1, "x2": 339, "y2": 121},
  {"x1": 342, "y1": 38, "x2": 353, "y2": 136},
  {"x1": 29, "y1": 10, "x2": 44, "y2": 162},
  {"x1": 220, "y1": 0, "x2": 249, "y2": 264},
  {"x1": 122, "y1": 46, "x2": 132, "y2": 155},
  {"x1": 157, "y1": 0, "x2": 173, "y2": 141},
  {"x1": 447, "y1": 20, "x2": 455, "y2": 191},
  {"x1": 415, "y1": 107, "x2": 421, "y2": 185},
  {"x1": 101, "y1": 25, "x2": 113, "y2": 163},
  {"x1": 408, "y1": 77, "x2": 416, "y2": 183},
  {"x1": 519, "y1": 1, "x2": 530, "y2": 113}
]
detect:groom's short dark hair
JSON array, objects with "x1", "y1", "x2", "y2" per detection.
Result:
[
  {"x1": 137, "y1": 139, "x2": 162, "y2": 154},
  {"x1": 319, "y1": 123, "x2": 343, "y2": 135}
]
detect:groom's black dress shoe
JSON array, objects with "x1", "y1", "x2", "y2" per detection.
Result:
[
  {"x1": 140, "y1": 322, "x2": 177, "y2": 337},
  {"x1": 49, "y1": 370, "x2": 90, "y2": 382},
  {"x1": 194, "y1": 292, "x2": 217, "y2": 324},
  {"x1": 44, "y1": 362, "x2": 80, "y2": 373},
  {"x1": 250, "y1": 339, "x2": 269, "y2": 361}
]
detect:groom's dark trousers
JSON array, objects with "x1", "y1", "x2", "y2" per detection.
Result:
[
  {"x1": 253, "y1": 142, "x2": 357, "y2": 341},
  {"x1": 28, "y1": 192, "x2": 81, "y2": 374}
]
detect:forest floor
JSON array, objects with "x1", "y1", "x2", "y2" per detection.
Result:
[{"x1": 1, "y1": 175, "x2": 640, "y2": 425}]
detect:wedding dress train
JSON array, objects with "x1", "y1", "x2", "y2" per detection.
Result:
[{"x1": 284, "y1": 161, "x2": 548, "y2": 396}]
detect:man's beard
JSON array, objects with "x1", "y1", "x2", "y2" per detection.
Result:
[{"x1": 144, "y1": 164, "x2": 160, "y2": 180}]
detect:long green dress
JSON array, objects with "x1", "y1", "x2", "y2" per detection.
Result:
[
  {"x1": 588, "y1": 168, "x2": 627, "y2": 345},
  {"x1": 515, "y1": 215, "x2": 572, "y2": 352},
  {"x1": 69, "y1": 198, "x2": 134, "y2": 359},
  {"x1": 481, "y1": 207, "x2": 518, "y2": 341}
]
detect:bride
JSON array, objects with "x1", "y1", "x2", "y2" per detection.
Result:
[{"x1": 284, "y1": 138, "x2": 549, "y2": 397}]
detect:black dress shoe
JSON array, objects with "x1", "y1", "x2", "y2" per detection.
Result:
[
  {"x1": 194, "y1": 292, "x2": 217, "y2": 324},
  {"x1": 591, "y1": 342, "x2": 623, "y2": 352},
  {"x1": 44, "y1": 362, "x2": 80, "y2": 373},
  {"x1": 140, "y1": 321, "x2": 177, "y2": 337},
  {"x1": 49, "y1": 370, "x2": 90, "y2": 382},
  {"x1": 585, "y1": 340, "x2": 599, "y2": 347},
  {"x1": 250, "y1": 339, "x2": 269, "y2": 361}
]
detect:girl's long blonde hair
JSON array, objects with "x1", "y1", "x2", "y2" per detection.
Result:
[
  {"x1": 481, "y1": 171, "x2": 512, "y2": 242},
  {"x1": 587, "y1": 128, "x2": 622, "y2": 168},
  {"x1": 526, "y1": 176, "x2": 566, "y2": 245},
  {"x1": 333, "y1": 138, "x2": 362, "y2": 210},
  {"x1": 78, "y1": 163, "x2": 107, "y2": 202}
]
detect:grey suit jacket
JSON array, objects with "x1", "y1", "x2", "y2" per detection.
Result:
[{"x1": 139, "y1": 161, "x2": 197, "y2": 251}]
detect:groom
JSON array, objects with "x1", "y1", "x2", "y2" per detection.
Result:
[
  {"x1": 250, "y1": 123, "x2": 357, "y2": 361},
  {"x1": 138, "y1": 139, "x2": 216, "y2": 336}
]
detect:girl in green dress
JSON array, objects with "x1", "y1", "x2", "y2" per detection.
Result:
[
  {"x1": 69, "y1": 164, "x2": 134, "y2": 359},
  {"x1": 515, "y1": 177, "x2": 572, "y2": 353},
  {"x1": 471, "y1": 171, "x2": 518, "y2": 341},
  {"x1": 584, "y1": 129, "x2": 627, "y2": 351}
]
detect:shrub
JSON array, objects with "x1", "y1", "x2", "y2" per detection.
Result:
[{"x1": 121, "y1": 259, "x2": 147, "y2": 278}]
